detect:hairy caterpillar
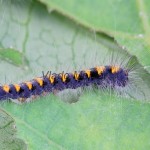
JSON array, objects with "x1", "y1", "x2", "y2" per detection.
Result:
[
  {"x1": 0, "y1": 0, "x2": 150, "y2": 103},
  {"x1": 0, "y1": 57, "x2": 133, "y2": 103}
]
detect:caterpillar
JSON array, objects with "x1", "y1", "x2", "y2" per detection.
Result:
[
  {"x1": 2, "y1": 0, "x2": 149, "y2": 103},
  {"x1": 0, "y1": 65, "x2": 129, "y2": 103}
]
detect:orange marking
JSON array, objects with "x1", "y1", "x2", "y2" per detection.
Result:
[
  {"x1": 14, "y1": 84, "x2": 20, "y2": 92},
  {"x1": 35, "y1": 78, "x2": 43, "y2": 86},
  {"x1": 49, "y1": 75, "x2": 55, "y2": 84},
  {"x1": 73, "y1": 71, "x2": 79, "y2": 80},
  {"x1": 85, "y1": 70, "x2": 91, "y2": 78},
  {"x1": 2, "y1": 85, "x2": 10, "y2": 93},
  {"x1": 95, "y1": 66, "x2": 105, "y2": 75},
  {"x1": 25, "y1": 82, "x2": 32, "y2": 90},
  {"x1": 111, "y1": 66, "x2": 120, "y2": 74},
  {"x1": 60, "y1": 73, "x2": 68, "y2": 82}
]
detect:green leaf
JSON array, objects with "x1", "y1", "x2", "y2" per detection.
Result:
[
  {"x1": 0, "y1": 48, "x2": 25, "y2": 66},
  {"x1": 38, "y1": 0, "x2": 150, "y2": 72},
  {"x1": 0, "y1": 108, "x2": 27, "y2": 150},
  {"x1": 1, "y1": 92, "x2": 150, "y2": 149},
  {"x1": 0, "y1": 0, "x2": 150, "y2": 149}
]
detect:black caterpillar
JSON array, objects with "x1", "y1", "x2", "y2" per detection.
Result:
[{"x1": 0, "y1": 65, "x2": 129, "y2": 102}]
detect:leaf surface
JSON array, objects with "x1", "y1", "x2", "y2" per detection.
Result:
[
  {"x1": 0, "y1": 108, "x2": 27, "y2": 150},
  {"x1": 39, "y1": 0, "x2": 150, "y2": 72},
  {"x1": 1, "y1": 92, "x2": 150, "y2": 149},
  {"x1": 0, "y1": 0, "x2": 150, "y2": 149}
]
